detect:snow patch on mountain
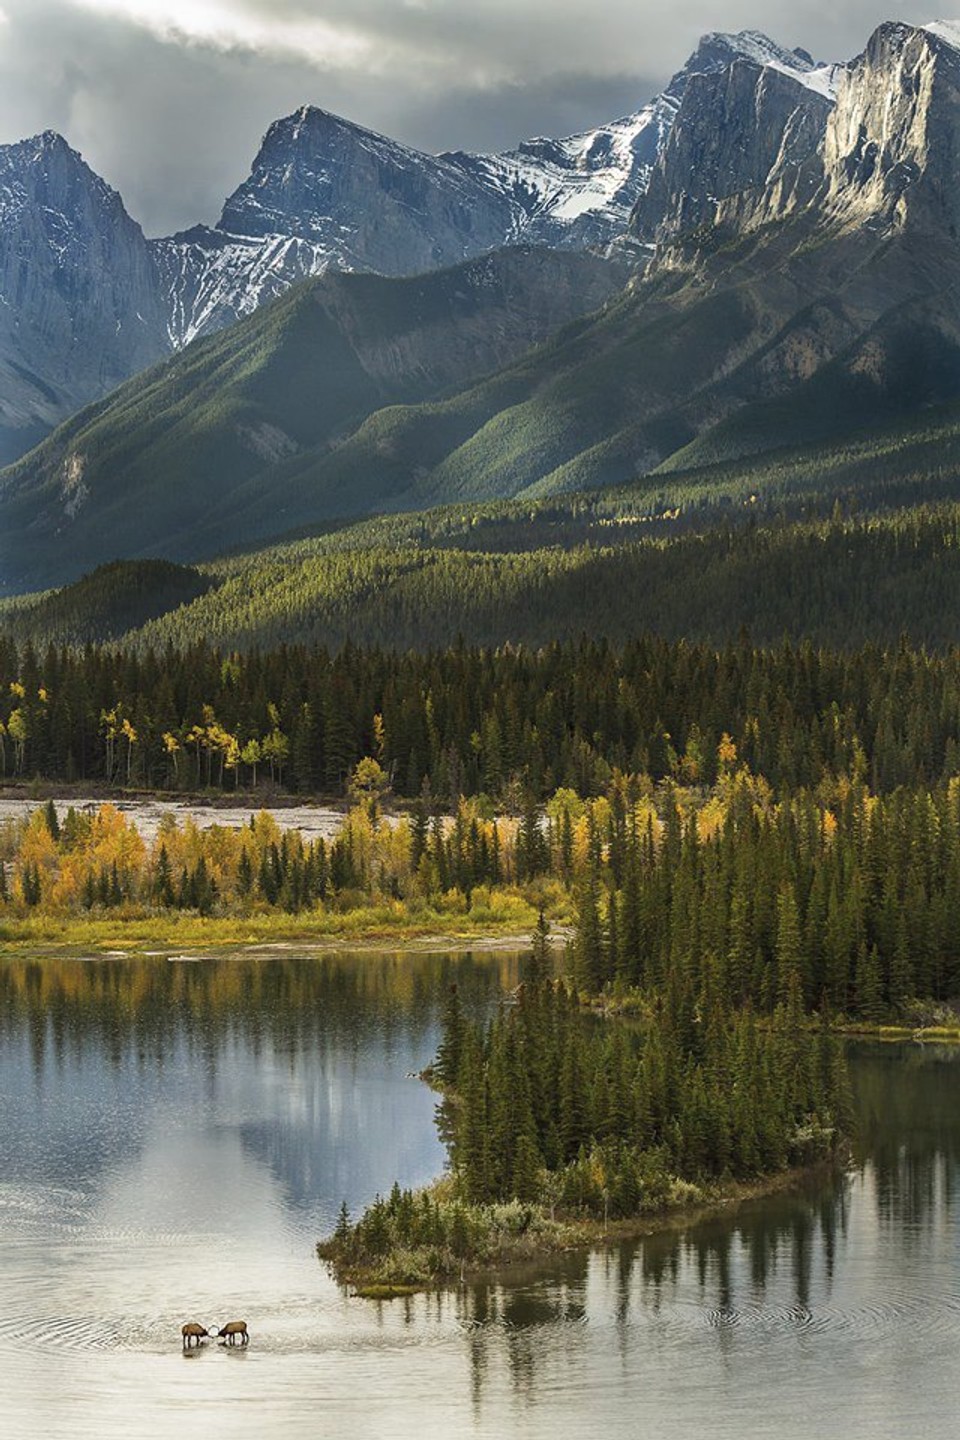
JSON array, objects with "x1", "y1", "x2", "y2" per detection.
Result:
[
  {"x1": 444, "y1": 95, "x2": 678, "y2": 246},
  {"x1": 924, "y1": 19, "x2": 960, "y2": 50},
  {"x1": 158, "y1": 28, "x2": 833, "y2": 343}
]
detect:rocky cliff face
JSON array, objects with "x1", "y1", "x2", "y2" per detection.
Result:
[
  {"x1": 645, "y1": 19, "x2": 960, "y2": 251},
  {"x1": 636, "y1": 46, "x2": 837, "y2": 242},
  {"x1": 156, "y1": 107, "x2": 517, "y2": 347},
  {"x1": 0, "y1": 133, "x2": 168, "y2": 463},
  {"x1": 220, "y1": 107, "x2": 515, "y2": 263},
  {"x1": 0, "y1": 28, "x2": 850, "y2": 463},
  {"x1": 822, "y1": 22, "x2": 960, "y2": 236},
  {"x1": 17, "y1": 18, "x2": 960, "y2": 486}
]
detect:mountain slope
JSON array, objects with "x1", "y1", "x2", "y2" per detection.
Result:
[
  {"x1": 0, "y1": 248, "x2": 625, "y2": 590},
  {"x1": 14, "y1": 19, "x2": 960, "y2": 587},
  {"x1": 158, "y1": 31, "x2": 832, "y2": 346},
  {"x1": 12, "y1": 408, "x2": 960, "y2": 654}
]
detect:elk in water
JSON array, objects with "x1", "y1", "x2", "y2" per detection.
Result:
[
  {"x1": 181, "y1": 1323, "x2": 210, "y2": 1348},
  {"x1": 217, "y1": 1320, "x2": 249, "y2": 1346}
]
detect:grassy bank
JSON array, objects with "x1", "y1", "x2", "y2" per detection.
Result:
[
  {"x1": 0, "y1": 891, "x2": 554, "y2": 957},
  {"x1": 836, "y1": 1000, "x2": 960, "y2": 1044}
]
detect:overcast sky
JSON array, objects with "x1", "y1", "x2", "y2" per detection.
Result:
[{"x1": 0, "y1": 1, "x2": 947, "y2": 235}]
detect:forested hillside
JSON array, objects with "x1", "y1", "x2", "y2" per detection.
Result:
[
  {"x1": 8, "y1": 499, "x2": 960, "y2": 654},
  {"x1": 0, "y1": 249, "x2": 624, "y2": 592}
]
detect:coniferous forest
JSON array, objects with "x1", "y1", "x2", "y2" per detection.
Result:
[{"x1": 5, "y1": 631, "x2": 960, "y2": 798}]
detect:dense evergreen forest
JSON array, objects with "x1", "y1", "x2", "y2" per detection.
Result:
[
  {"x1": 4, "y1": 631, "x2": 960, "y2": 799},
  {"x1": 130, "y1": 506, "x2": 960, "y2": 654},
  {"x1": 433, "y1": 971, "x2": 848, "y2": 1212},
  {"x1": 11, "y1": 498, "x2": 960, "y2": 656},
  {"x1": 5, "y1": 766, "x2": 960, "y2": 1026}
]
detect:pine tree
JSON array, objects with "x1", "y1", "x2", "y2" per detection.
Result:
[
  {"x1": 855, "y1": 943, "x2": 884, "y2": 1023},
  {"x1": 434, "y1": 985, "x2": 466, "y2": 1088},
  {"x1": 526, "y1": 908, "x2": 552, "y2": 987},
  {"x1": 572, "y1": 868, "x2": 604, "y2": 993},
  {"x1": 237, "y1": 848, "x2": 253, "y2": 899},
  {"x1": 775, "y1": 884, "x2": 803, "y2": 1009},
  {"x1": 155, "y1": 844, "x2": 175, "y2": 907}
]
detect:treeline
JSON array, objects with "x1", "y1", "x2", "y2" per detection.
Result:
[
  {"x1": 2, "y1": 560, "x2": 211, "y2": 646},
  {"x1": 6, "y1": 631, "x2": 960, "y2": 799},
  {"x1": 566, "y1": 775, "x2": 960, "y2": 1017},
  {"x1": 13, "y1": 506, "x2": 960, "y2": 655},
  {"x1": 0, "y1": 792, "x2": 530, "y2": 917},
  {"x1": 434, "y1": 972, "x2": 848, "y2": 1215},
  {"x1": 19, "y1": 507, "x2": 960, "y2": 653}
]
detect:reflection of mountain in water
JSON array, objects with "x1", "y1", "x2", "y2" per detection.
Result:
[{"x1": 237, "y1": 1061, "x2": 445, "y2": 1219}]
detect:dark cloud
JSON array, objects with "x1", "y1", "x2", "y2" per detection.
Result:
[{"x1": 0, "y1": 1, "x2": 947, "y2": 236}]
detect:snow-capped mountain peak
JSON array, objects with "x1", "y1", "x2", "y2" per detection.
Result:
[
  {"x1": 0, "y1": 24, "x2": 855, "y2": 458},
  {"x1": 136, "y1": 27, "x2": 854, "y2": 348},
  {"x1": 686, "y1": 30, "x2": 841, "y2": 99}
]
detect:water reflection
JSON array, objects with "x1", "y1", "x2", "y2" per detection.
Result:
[
  {"x1": 3, "y1": 960, "x2": 960, "y2": 1439},
  {"x1": 425, "y1": 1040, "x2": 960, "y2": 1423},
  {"x1": 0, "y1": 952, "x2": 514, "y2": 1070},
  {"x1": 0, "y1": 952, "x2": 516, "y2": 1225},
  {"x1": 854, "y1": 1041, "x2": 960, "y2": 1235}
]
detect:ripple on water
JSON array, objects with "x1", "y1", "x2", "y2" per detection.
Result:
[
  {"x1": 698, "y1": 1290, "x2": 960, "y2": 1342},
  {"x1": 0, "y1": 1313, "x2": 124, "y2": 1351}
]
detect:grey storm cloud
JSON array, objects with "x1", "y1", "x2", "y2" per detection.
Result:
[{"x1": 0, "y1": 0, "x2": 950, "y2": 235}]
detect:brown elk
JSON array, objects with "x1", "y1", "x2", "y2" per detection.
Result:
[
  {"x1": 181, "y1": 1322, "x2": 209, "y2": 1348},
  {"x1": 217, "y1": 1319, "x2": 249, "y2": 1346}
]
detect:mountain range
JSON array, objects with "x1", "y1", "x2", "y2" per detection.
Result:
[
  {"x1": 0, "y1": 28, "x2": 827, "y2": 468},
  {"x1": 6, "y1": 19, "x2": 960, "y2": 592}
]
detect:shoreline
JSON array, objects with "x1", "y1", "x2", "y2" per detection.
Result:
[
  {"x1": 0, "y1": 914, "x2": 571, "y2": 960},
  {"x1": 321, "y1": 1158, "x2": 846, "y2": 1301},
  {"x1": 838, "y1": 1022, "x2": 960, "y2": 1044}
]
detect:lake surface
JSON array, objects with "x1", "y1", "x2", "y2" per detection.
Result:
[{"x1": 1, "y1": 953, "x2": 960, "y2": 1439}]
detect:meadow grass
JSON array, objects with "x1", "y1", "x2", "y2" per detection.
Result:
[{"x1": 0, "y1": 889, "x2": 550, "y2": 956}]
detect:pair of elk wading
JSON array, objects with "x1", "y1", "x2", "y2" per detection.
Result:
[{"x1": 181, "y1": 1320, "x2": 248, "y2": 1347}]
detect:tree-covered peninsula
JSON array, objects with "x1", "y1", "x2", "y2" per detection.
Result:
[{"x1": 317, "y1": 952, "x2": 850, "y2": 1295}]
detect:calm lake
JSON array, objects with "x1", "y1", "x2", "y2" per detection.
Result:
[{"x1": 1, "y1": 951, "x2": 959, "y2": 1439}]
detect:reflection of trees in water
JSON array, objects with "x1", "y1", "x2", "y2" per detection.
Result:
[
  {"x1": 853, "y1": 1042, "x2": 960, "y2": 1238},
  {"x1": 446, "y1": 1178, "x2": 852, "y2": 1405},
  {"x1": 633, "y1": 1173, "x2": 849, "y2": 1314},
  {"x1": 449, "y1": 1042, "x2": 960, "y2": 1410},
  {"x1": 376, "y1": 1255, "x2": 592, "y2": 1408},
  {"x1": 457, "y1": 1258, "x2": 590, "y2": 1405},
  {"x1": 0, "y1": 950, "x2": 520, "y2": 1227},
  {"x1": 0, "y1": 952, "x2": 517, "y2": 1077}
]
